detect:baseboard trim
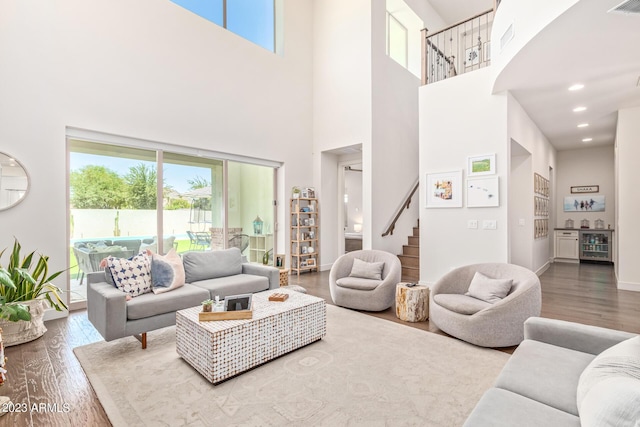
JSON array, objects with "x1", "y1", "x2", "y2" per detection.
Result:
[
  {"x1": 535, "y1": 261, "x2": 550, "y2": 276},
  {"x1": 617, "y1": 281, "x2": 640, "y2": 292},
  {"x1": 553, "y1": 258, "x2": 580, "y2": 264}
]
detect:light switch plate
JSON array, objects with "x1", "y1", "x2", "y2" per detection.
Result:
[
  {"x1": 518, "y1": 218, "x2": 525, "y2": 226},
  {"x1": 468, "y1": 220, "x2": 478, "y2": 229},
  {"x1": 483, "y1": 220, "x2": 497, "y2": 230}
]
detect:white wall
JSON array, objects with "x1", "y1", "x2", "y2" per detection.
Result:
[
  {"x1": 615, "y1": 106, "x2": 640, "y2": 291},
  {"x1": 556, "y1": 146, "x2": 615, "y2": 230},
  {"x1": 370, "y1": 0, "x2": 423, "y2": 254},
  {"x1": 491, "y1": 0, "x2": 579, "y2": 91},
  {"x1": 509, "y1": 144, "x2": 532, "y2": 268},
  {"x1": 0, "y1": 0, "x2": 313, "y2": 316},
  {"x1": 419, "y1": 68, "x2": 508, "y2": 284},
  {"x1": 313, "y1": 0, "x2": 372, "y2": 266},
  {"x1": 507, "y1": 93, "x2": 557, "y2": 272}
]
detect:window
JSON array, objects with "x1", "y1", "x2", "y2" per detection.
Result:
[
  {"x1": 67, "y1": 135, "x2": 277, "y2": 308},
  {"x1": 171, "y1": 0, "x2": 275, "y2": 52},
  {"x1": 385, "y1": 0, "x2": 424, "y2": 77},
  {"x1": 387, "y1": 13, "x2": 408, "y2": 68}
]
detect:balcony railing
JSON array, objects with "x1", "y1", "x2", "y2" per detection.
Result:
[{"x1": 421, "y1": 9, "x2": 495, "y2": 85}]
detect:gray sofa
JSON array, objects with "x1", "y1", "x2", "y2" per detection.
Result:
[
  {"x1": 464, "y1": 317, "x2": 639, "y2": 426},
  {"x1": 87, "y1": 247, "x2": 279, "y2": 348}
]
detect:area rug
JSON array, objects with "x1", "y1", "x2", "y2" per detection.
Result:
[{"x1": 74, "y1": 305, "x2": 509, "y2": 426}]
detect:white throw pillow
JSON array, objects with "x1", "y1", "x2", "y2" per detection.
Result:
[
  {"x1": 577, "y1": 336, "x2": 640, "y2": 418},
  {"x1": 579, "y1": 377, "x2": 640, "y2": 427},
  {"x1": 464, "y1": 272, "x2": 512, "y2": 304},
  {"x1": 349, "y1": 258, "x2": 384, "y2": 280}
]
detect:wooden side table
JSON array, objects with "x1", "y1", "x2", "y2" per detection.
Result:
[
  {"x1": 395, "y1": 283, "x2": 429, "y2": 322},
  {"x1": 279, "y1": 268, "x2": 289, "y2": 287}
]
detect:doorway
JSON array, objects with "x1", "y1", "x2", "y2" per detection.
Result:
[{"x1": 342, "y1": 163, "x2": 363, "y2": 253}]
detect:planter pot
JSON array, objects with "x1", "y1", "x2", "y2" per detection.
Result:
[{"x1": 0, "y1": 300, "x2": 47, "y2": 347}]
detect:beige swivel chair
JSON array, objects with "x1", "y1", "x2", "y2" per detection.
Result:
[
  {"x1": 430, "y1": 263, "x2": 541, "y2": 347},
  {"x1": 329, "y1": 250, "x2": 402, "y2": 311}
]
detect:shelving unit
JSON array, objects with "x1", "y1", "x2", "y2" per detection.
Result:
[
  {"x1": 579, "y1": 230, "x2": 612, "y2": 263},
  {"x1": 290, "y1": 197, "x2": 319, "y2": 278},
  {"x1": 248, "y1": 234, "x2": 273, "y2": 264}
]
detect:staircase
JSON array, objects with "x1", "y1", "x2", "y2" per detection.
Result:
[{"x1": 398, "y1": 221, "x2": 419, "y2": 282}]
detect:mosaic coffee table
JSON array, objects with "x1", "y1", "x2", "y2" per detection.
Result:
[{"x1": 176, "y1": 288, "x2": 326, "y2": 384}]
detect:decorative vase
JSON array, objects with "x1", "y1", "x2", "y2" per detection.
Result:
[
  {"x1": 262, "y1": 251, "x2": 269, "y2": 265},
  {"x1": 202, "y1": 304, "x2": 212, "y2": 313},
  {"x1": 0, "y1": 300, "x2": 47, "y2": 347}
]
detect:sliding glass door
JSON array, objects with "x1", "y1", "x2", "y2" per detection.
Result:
[
  {"x1": 69, "y1": 140, "x2": 158, "y2": 306},
  {"x1": 162, "y1": 152, "x2": 224, "y2": 254},
  {"x1": 227, "y1": 161, "x2": 275, "y2": 264},
  {"x1": 68, "y1": 139, "x2": 277, "y2": 309}
]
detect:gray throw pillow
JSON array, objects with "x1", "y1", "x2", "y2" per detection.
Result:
[
  {"x1": 465, "y1": 271, "x2": 512, "y2": 303},
  {"x1": 349, "y1": 258, "x2": 384, "y2": 280},
  {"x1": 182, "y1": 247, "x2": 242, "y2": 283}
]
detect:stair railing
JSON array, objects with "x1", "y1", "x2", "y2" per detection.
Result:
[
  {"x1": 421, "y1": 8, "x2": 495, "y2": 86},
  {"x1": 382, "y1": 178, "x2": 419, "y2": 237}
]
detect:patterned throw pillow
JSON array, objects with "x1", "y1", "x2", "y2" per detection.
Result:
[
  {"x1": 105, "y1": 252, "x2": 152, "y2": 297},
  {"x1": 150, "y1": 248, "x2": 185, "y2": 294}
]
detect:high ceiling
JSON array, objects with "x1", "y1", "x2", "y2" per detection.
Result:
[
  {"x1": 428, "y1": 0, "x2": 494, "y2": 27},
  {"x1": 430, "y1": 0, "x2": 640, "y2": 152}
]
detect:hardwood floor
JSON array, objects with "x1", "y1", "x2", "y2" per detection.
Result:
[{"x1": 2, "y1": 262, "x2": 639, "y2": 426}]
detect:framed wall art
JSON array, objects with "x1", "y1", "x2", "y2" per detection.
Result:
[
  {"x1": 467, "y1": 154, "x2": 496, "y2": 176},
  {"x1": 425, "y1": 170, "x2": 463, "y2": 208},
  {"x1": 564, "y1": 195, "x2": 605, "y2": 212},
  {"x1": 466, "y1": 176, "x2": 499, "y2": 208}
]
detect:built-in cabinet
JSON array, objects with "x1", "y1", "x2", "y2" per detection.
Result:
[
  {"x1": 555, "y1": 230, "x2": 579, "y2": 261},
  {"x1": 290, "y1": 197, "x2": 319, "y2": 278},
  {"x1": 248, "y1": 234, "x2": 273, "y2": 264},
  {"x1": 554, "y1": 229, "x2": 614, "y2": 264}
]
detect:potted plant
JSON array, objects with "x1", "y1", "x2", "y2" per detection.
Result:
[
  {"x1": 201, "y1": 299, "x2": 214, "y2": 313},
  {"x1": 0, "y1": 238, "x2": 67, "y2": 346}
]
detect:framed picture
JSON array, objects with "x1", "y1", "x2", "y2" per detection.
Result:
[
  {"x1": 301, "y1": 189, "x2": 309, "y2": 198},
  {"x1": 466, "y1": 177, "x2": 499, "y2": 207},
  {"x1": 306, "y1": 187, "x2": 316, "y2": 198},
  {"x1": 563, "y1": 195, "x2": 605, "y2": 212},
  {"x1": 425, "y1": 170, "x2": 463, "y2": 208},
  {"x1": 308, "y1": 230, "x2": 315, "y2": 239},
  {"x1": 571, "y1": 185, "x2": 599, "y2": 194},
  {"x1": 467, "y1": 154, "x2": 496, "y2": 176},
  {"x1": 306, "y1": 258, "x2": 316, "y2": 267},
  {"x1": 307, "y1": 217, "x2": 315, "y2": 226},
  {"x1": 465, "y1": 46, "x2": 480, "y2": 67},
  {"x1": 275, "y1": 254, "x2": 285, "y2": 268},
  {"x1": 224, "y1": 293, "x2": 252, "y2": 311},
  {"x1": 301, "y1": 246, "x2": 308, "y2": 254}
]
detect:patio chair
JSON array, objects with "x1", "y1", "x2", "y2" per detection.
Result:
[
  {"x1": 228, "y1": 233, "x2": 250, "y2": 254},
  {"x1": 187, "y1": 231, "x2": 211, "y2": 251}
]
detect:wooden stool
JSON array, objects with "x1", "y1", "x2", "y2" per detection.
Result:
[
  {"x1": 395, "y1": 283, "x2": 429, "y2": 322},
  {"x1": 279, "y1": 268, "x2": 289, "y2": 287}
]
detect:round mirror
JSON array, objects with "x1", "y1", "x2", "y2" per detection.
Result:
[{"x1": 0, "y1": 152, "x2": 30, "y2": 211}]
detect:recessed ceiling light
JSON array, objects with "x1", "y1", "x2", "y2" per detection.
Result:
[
  {"x1": 582, "y1": 138, "x2": 593, "y2": 142},
  {"x1": 577, "y1": 123, "x2": 589, "y2": 128},
  {"x1": 573, "y1": 106, "x2": 587, "y2": 112},
  {"x1": 569, "y1": 84, "x2": 584, "y2": 91},
  {"x1": 8, "y1": 158, "x2": 15, "y2": 161}
]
